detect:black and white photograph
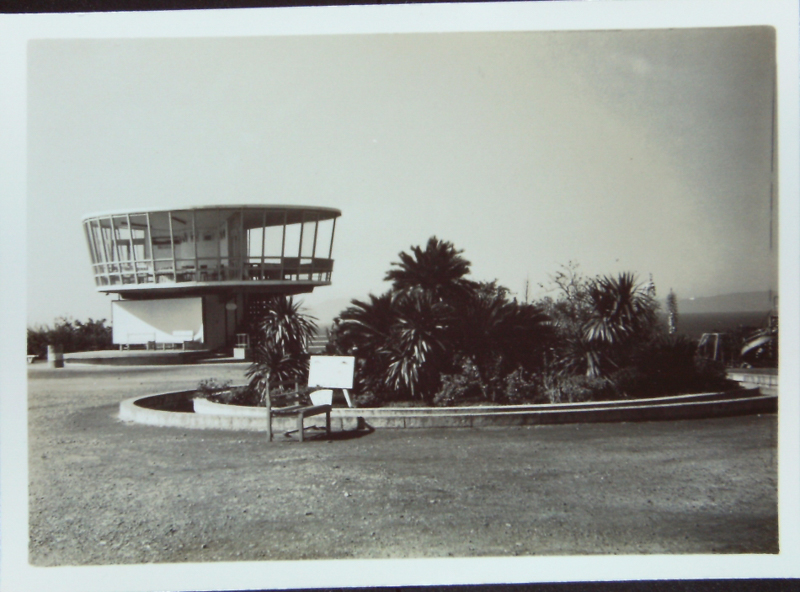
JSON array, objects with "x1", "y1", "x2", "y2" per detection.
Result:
[{"x1": 1, "y1": 1, "x2": 799, "y2": 591}]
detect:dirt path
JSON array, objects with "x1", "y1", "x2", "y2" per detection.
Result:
[{"x1": 28, "y1": 364, "x2": 778, "y2": 566}]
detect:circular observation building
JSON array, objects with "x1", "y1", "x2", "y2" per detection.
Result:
[{"x1": 82, "y1": 205, "x2": 340, "y2": 352}]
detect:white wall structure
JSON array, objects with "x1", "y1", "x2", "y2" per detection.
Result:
[{"x1": 112, "y1": 298, "x2": 204, "y2": 346}]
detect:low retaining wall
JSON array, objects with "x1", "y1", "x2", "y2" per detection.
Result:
[{"x1": 119, "y1": 388, "x2": 777, "y2": 433}]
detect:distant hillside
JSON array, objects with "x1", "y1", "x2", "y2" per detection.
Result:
[{"x1": 672, "y1": 291, "x2": 777, "y2": 314}]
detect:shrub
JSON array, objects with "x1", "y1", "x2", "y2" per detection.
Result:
[
  {"x1": 502, "y1": 368, "x2": 544, "y2": 405},
  {"x1": 627, "y1": 334, "x2": 732, "y2": 397},
  {"x1": 353, "y1": 391, "x2": 383, "y2": 408},
  {"x1": 27, "y1": 317, "x2": 113, "y2": 357},
  {"x1": 540, "y1": 373, "x2": 618, "y2": 404},
  {"x1": 433, "y1": 371, "x2": 482, "y2": 407},
  {"x1": 196, "y1": 378, "x2": 232, "y2": 399}
]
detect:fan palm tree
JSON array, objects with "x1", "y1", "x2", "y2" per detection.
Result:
[{"x1": 385, "y1": 236, "x2": 474, "y2": 302}]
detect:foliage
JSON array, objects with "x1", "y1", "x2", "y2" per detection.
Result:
[
  {"x1": 455, "y1": 282, "x2": 553, "y2": 401},
  {"x1": 581, "y1": 272, "x2": 659, "y2": 376},
  {"x1": 352, "y1": 391, "x2": 382, "y2": 408},
  {"x1": 540, "y1": 265, "x2": 660, "y2": 379},
  {"x1": 433, "y1": 361, "x2": 483, "y2": 407},
  {"x1": 385, "y1": 236, "x2": 474, "y2": 302},
  {"x1": 333, "y1": 291, "x2": 400, "y2": 396},
  {"x1": 27, "y1": 317, "x2": 113, "y2": 357},
  {"x1": 540, "y1": 373, "x2": 619, "y2": 404},
  {"x1": 666, "y1": 289, "x2": 679, "y2": 335},
  {"x1": 336, "y1": 239, "x2": 554, "y2": 404},
  {"x1": 502, "y1": 368, "x2": 544, "y2": 405},
  {"x1": 336, "y1": 252, "x2": 730, "y2": 407},
  {"x1": 195, "y1": 379, "x2": 304, "y2": 407},
  {"x1": 245, "y1": 296, "x2": 317, "y2": 400},
  {"x1": 619, "y1": 333, "x2": 731, "y2": 397},
  {"x1": 196, "y1": 378, "x2": 232, "y2": 399},
  {"x1": 382, "y1": 291, "x2": 454, "y2": 401}
]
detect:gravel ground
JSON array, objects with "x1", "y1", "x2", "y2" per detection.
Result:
[{"x1": 28, "y1": 363, "x2": 778, "y2": 566}]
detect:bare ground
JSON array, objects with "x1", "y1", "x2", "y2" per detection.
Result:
[{"x1": 27, "y1": 363, "x2": 778, "y2": 566}]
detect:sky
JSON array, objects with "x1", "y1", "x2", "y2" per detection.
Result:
[{"x1": 26, "y1": 27, "x2": 778, "y2": 327}]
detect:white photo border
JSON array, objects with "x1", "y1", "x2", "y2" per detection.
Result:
[{"x1": 1, "y1": 1, "x2": 798, "y2": 591}]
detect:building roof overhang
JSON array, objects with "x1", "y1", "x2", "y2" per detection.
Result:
[{"x1": 82, "y1": 205, "x2": 341, "y2": 226}]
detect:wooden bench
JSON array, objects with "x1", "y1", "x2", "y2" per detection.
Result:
[{"x1": 273, "y1": 389, "x2": 334, "y2": 442}]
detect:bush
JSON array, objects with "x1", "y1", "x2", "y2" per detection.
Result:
[
  {"x1": 27, "y1": 317, "x2": 113, "y2": 357},
  {"x1": 353, "y1": 391, "x2": 382, "y2": 408},
  {"x1": 541, "y1": 373, "x2": 618, "y2": 404},
  {"x1": 625, "y1": 334, "x2": 732, "y2": 397},
  {"x1": 197, "y1": 379, "x2": 310, "y2": 408},
  {"x1": 501, "y1": 368, "x2": 544, "y2": 405},
  {"x1": 433, "y1": 362, "x2": 484, "y2": 407},
  {"x1": 196, "y1": 378, "x2": 232, "y2": 399}
]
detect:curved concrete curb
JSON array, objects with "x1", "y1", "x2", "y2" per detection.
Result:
[
  {"x1": 65, "y1": 350, "x2": 213, "y2": 366},
  {"x1": 120, "y1": 388, "x2": 776, "y2": 432}
]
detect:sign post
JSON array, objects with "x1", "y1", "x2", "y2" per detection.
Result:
[{"x1": 264, "y1": 372, "x2": 272, "y2": 442}]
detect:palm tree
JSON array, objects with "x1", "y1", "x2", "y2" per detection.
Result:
[
  {"x1": 336, "y1": 290, "x2": 455, "y2": 402},
  {"x1": 583, "y1": 273, "x2": 657, "y2": 346},
  {"x1": 546, "y1": 272, "x2": 659, "y2": 378},
  {"x1": 335, "y1": 291, "x2": 399, "y2": 395},
  {"x1": 245, "y1": 296, "x2": 317, "y2": 395},
  {"x1": 382, "y1": 291, "x2": 453, "y2": 401},
  {"x1": 385, "y1": 236, "x2": 474, "y2": 302},
  {"x1": 581, "y1": 272, "x2": 658, "y2": 376}
]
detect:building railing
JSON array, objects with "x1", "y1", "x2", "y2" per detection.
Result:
[{"x1": 91, "y1": 257, "x2": 334, "y2": 287}]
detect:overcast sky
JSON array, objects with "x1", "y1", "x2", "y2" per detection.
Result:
[{"x1": 27, "y1": 27, "x2": 777, "y2": 326}]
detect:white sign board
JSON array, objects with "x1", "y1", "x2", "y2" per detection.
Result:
[{"x1": 308, "y1": 356, "x2": 355, "y2": 389}]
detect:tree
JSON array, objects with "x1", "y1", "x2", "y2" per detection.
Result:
[
  {"x1": 27, "y1": 317, "x2": 113, "y2": 357},
  {"x1": 382, "y1": 291, "x2": 453, "y2": 401},
  {"x1": 245, "y1": 296, "x2": 317, "y2": 394},
  {"x1": 245, "y1": 296, "x2": 317, "y2": 441},
  {"x1": 581, "y1": 272, "x2": 659, "y2": 377},
  {"x1": 385, "y1": 236, "x2": 474, "y2": 302},
  {"x1": 335, "y1": 291, "x2": 399, "y2": 396},
  {"x1": 666, "y1": 289, "x2": 679, "y2": 335},
  {"x1": 542, "y1": 268, "x2": 660, "y2": 378},
  {"x1": 583, "y1": 273, "x2": 658, "y2": 348}
]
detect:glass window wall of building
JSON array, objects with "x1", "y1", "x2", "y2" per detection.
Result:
[{"x1": 83, "y1": 206, "x2": 340, "y2": 292}]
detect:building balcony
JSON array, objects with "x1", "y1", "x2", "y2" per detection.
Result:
[{"x1": 82, "y1": 205, "x2": 340, "y2": 298}]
